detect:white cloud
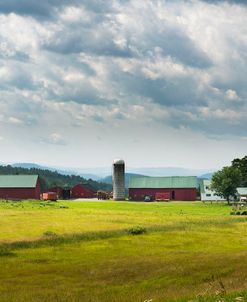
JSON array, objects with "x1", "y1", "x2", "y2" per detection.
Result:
[
  {"x1": 225, "y1": 89, "x2": 240, "y2": 101},
  {"x1": 59, "y1": 6, "x2": 91, "y2": 23},
  {"x1": 40, "y1": 133, "x2": 67, "y2": 146},
  {"x1": 8, "y1": 117, "x2": 23, "y2": 124},
  {"x1": 0, "y1": 0, "x2": 247, "y2": 167}
]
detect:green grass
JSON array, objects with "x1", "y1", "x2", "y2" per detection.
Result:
[{"x1": 0, "y1": 200, "x2": 246, "y2": 302}]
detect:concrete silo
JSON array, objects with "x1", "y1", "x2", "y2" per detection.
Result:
[{"x1": 112, "y1": 159, "x2": 125, "y2": 201}]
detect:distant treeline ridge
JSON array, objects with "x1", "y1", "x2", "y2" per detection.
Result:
[{"x1": 0, "y1": 165, "x2": 112, "y2": 192}]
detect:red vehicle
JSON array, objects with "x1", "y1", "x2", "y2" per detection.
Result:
[
  {"x1": 42, "y1": 192, "x2": 57, "y2": 201},
  {"x1": 155, "y1": 192, "x2": 170, "y2": 201}
]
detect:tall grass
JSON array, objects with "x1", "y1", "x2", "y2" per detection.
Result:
[{"x1": 0, "y1": 201, "x2": 246, "y2": 302}]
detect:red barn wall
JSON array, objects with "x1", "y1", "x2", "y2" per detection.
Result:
[
  {"x1": 35, "y1": 178, "x2": 41, "y2": 199},
  {"x1": 71, "y1": 184, "x2": 95, "y2": 199},
  {"x1": 0, "y1": 178, "x2": 41, "y2": 200},
  {"x1": 129, "y1": 188, "x2": 197, "y2": 201}
]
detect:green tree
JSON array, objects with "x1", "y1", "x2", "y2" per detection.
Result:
[
  {"x1": 232, "y1": 156, "x2": 247, "y2": 186},
  {"x1": 211, "y1": 166, "x2": 242, "y2": 204}
]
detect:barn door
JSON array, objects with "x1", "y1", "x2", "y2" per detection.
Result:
[{"x1": 172, "y1": 190, "x2": 175, "y2": 200}]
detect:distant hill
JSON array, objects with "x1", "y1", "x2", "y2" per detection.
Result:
[
  {"x1": 0, "y1": 165, "x2": 112, "y2": 192},
  {"x1": 11, "y1": 163, "x2": 101, "y2": 181},
  {"x1": 199, "y1": 172, "x2": 214, "y2": 179},
  {"x1": 10, "y1": 162, "x2": 214, "y2": 182},
  {"x1": 12, "y1": 163, "x2": 77, "y2": 176},
  {"x1": 128, "y1": 167, "x2": 213, "y2": 177}
]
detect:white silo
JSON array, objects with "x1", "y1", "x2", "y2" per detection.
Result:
[{"x1": 112, "y1": 159, "x2": 125, "y2": 201}]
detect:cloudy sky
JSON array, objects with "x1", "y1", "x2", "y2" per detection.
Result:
[{"x1": 0, "y1": 0, "x2": 247, "y2": 170}]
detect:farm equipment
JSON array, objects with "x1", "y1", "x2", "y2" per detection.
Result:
[
  {"x1": 230, "y1": 201, "x2": 247, "y2": 215},
  {"x1": 42, "y1": 192, "x2": 58, "y2": 201},
  {"x1": 144, "y1": 195, "x2": 152, "y2": 202},
  {"x1": 97, "y1": 190, "x2": 111, "y2": 200},
  {"x1": 155, "y1": 192, "x2": 170, "y2": 201}
]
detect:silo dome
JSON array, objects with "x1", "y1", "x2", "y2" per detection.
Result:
[
  {"x1": 112, "y1": 159, "x2": 125, "y2": 201},
  {"x1": 113, "y1": 159, "x2": 125, "y2": 165}
]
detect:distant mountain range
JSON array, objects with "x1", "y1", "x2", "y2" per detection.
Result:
[
  {"x1": 11, "y1": 163, "x2": 101, "y2": 180},
  {"x1": 7, "y1": 163, "x2": 214, "y2": 181},
  {"x1": 126, "y1": 167, "x2": 213, "y2": 177},
  {"x1": 199, "y1": 173, "x2": 213, "y2": 180}
]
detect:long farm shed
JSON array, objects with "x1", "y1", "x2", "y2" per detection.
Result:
[
  {"x1": 129, "y1": 176, "x2": 198, "y2": 201},
  {"x1": 0, "y1": 175, "x2": 40, "y2": 200}
]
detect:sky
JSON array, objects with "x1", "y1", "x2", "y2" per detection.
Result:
[{"x1": 0, "y1": 0, "x2": 247, "y2": 170}]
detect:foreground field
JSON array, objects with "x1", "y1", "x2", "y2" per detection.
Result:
[{"x1": 0, "y1": 200, "x2": 246, "y2": 302}]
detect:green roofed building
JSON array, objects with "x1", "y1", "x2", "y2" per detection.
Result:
[
  {"x1": 129, "y1": 176, "x2": 198, "y2": 201},
  {"x1": 199, "y1": 179, "x2": 225, "y2": 201},
  {"x1": 237, "y1": 187, "x2": 247, "y2": 202},
  {"x1": 0, "y1": 175, "x2": 40, "y2": 200}
]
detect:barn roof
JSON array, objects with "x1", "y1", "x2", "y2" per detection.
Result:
[
  {"x1": 129, "y1": 176, "x2": 198, "y2": 189},
  {"x1": 237, "y1": 187, "x2": 247, "y2": 195},
  {"x1": 0, "y1": 175, "x2": 39, "y2": 188}
]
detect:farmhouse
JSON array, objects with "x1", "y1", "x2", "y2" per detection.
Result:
[
  {"x1": 71, "y1": 183, "x2": 95, "y2": 199},
  {"x1": 200, "y1": 179, "x2": 225, "y2": 201},
  {"x1": 129, "y1": 176, "x2": 198, "y2": 201},
  {"x1": 237, "y1": 187, "x2": 247, "y2": 202},
  {"x1": 0, "y1": 175, "x2": 40, "y2": 200}
]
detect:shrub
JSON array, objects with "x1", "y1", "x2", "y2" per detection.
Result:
[
  {"x1": 59, "y1": 205, "x2": 69, "y2": 209},
  {"x1": 43, "y1": 231, "x2": 58, "y2": 238},
  {"x1": 127, "y1": 226, "x2": 147, "y2": 235},
  {"x1": 0, "y1": 245, "x2": 14, "y2": 257}
]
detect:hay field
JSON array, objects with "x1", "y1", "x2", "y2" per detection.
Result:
[{"x1": 0, "y1": 200, "x2": 246, "y2": 302}]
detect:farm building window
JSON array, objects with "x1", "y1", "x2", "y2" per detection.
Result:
[{"x1": 206, "y1": 194, "x2": 211, "y2": 197}]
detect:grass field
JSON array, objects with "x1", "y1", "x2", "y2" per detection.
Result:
[{"x1": 0, "y1": 200, "x2": 246, "y2": 302}]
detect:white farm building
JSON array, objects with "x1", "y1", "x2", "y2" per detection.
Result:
[
  {"x1": 237, "y1": 188, "x2": 247, "y2": 202},
  {"x1": 200, "y1": 179, "x2": 225, "y2": 201}
]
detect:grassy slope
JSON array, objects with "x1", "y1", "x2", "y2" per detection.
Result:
[{"x1": 0, "y1": 200, "x2": 246, "y2": 302}]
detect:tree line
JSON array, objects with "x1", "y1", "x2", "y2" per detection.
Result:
[
  {"x1": 0, "y1": 165, "x2": 112, "y2": 192},
  {"x1": 211, "y1": 156, "x2": 247, "y2": 203}
]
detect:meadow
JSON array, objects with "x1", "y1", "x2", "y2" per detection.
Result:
[{"x1": 0, "y1": 200, "x2": 246, "y2": 302}]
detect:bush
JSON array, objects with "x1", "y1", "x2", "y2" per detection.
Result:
[
  {"x1": 127, "y1": 226, "x2": 147, "y2": 235},
  {"x1": 43, "y1": 231, "x2": 58, "y2": 238},
  {"x1": 59, "y1": 205, "x2": 69, "y2": 209},
  {"x1": 0, "y1": 245, "x2": 14, "y2": 257}
]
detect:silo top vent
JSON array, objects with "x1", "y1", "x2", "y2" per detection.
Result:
[{"x1": 113, "y1": 159, "x2": 125, "y2": 165}]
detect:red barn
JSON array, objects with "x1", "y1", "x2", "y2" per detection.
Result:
[
  {"x1": 71, "y1": 183, "x2": 95, "y2": 199},
  {"x1": 129, "y1": 176, "x2": 198, "y2": 201},
  {"x1": 0, "y1": 175, "x2": 41, "y2": 200}
]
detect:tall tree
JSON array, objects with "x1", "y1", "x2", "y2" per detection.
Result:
[
  {"x1": 211, "y1": 166, "x2": 242, "y2": 204},
  {"x1": 232, "y1": 156, "x2": 247, "y2": 187}
]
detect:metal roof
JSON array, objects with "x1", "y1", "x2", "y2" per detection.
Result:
[
  {"x1": 0, "y1": 175, "x2": 39, "y2": 188},
  {"x1": 129, "y1": 176, "x2": 198, "y2": 189},
  {"x1": 237, "y1": 187, "x2": 247, "y2": 195}
]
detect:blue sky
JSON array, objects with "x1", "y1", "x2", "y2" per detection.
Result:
[{"x1": 0, "y1": 0, "x2": 247, "y2": 169}]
